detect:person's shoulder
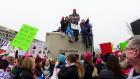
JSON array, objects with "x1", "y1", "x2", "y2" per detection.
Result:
[
  {"x1": 76, "y1": 14, "x2": 80, "y2": 16},
  {"x1": 100, "y1": 68, "x2": 114, "y2": 76},
  {"x1": 100, "y1": 68, "x2": 108, "y2": 73},
  {"x1": 67, "y1": 65, "x2": 77, "y2": 71},
  {"x1": 19, "y1": 70, "x2": 34, "y2": 79},
  {"x1": 69, "y1": 14, "x2": 73, "y2": 16}
]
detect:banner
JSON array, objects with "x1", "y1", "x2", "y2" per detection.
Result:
[
  {"x1": 0, "y1": 37, "x2": 10, "y2": 50},
  {"x1": 100, "y1": 42, "x2": 113, "y2": 55},
  {"x1": 11, "y1": 24, "x2": 38, "y2": 51},
  {"x1": 119, "y1": 42, "x2": 128, "y2": 51}
]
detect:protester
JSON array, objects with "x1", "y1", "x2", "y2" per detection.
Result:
[
  {"x1": 84, "y1": 18, "x2": 92, "y2": 46},
  {"x1": 0, "y1": 60, "x2": 11, "y2": 79},
  {"x1": 60, "y1": 16, "x2": 66, "y2": 33},
  {"x1": 69, "y1": 9, "x2": 80, "y2": 42},
  {"x1": 56, "y1": 54, "x2": 66, "y2": 68},
  {"x1": 95, "y1": 57, "x2": 106, "y2": 74},
  {"x1": 74, "y1": 54, "x2": 85, "y2": 79},
  {"x1": 66, "y1": 26, "x2": 74, "y2": 43},
  {"x1": 51, "y1": 54, "x2": 66, "y2": 79},
  {"x1": 124, "y1": 35, "x2": 140, "y2": 79},
  {"x1": 98, "y1": 54, "x2": 125, "y2": 79},
  {"x1": 34, "y1": 55, "x2": 44, "y2": 79},
  {"x1": 18, "y1": 57, "x2": 35, "y2": 79},
  {"x1": 80, "y1": 19, "x2": 89, "y2": 48},
  {"x1": 42, "y1": 57, "x2": 54, "y2": 79},
  {"x1": 6, "y1": 53, "x2": 15, "y2": 67},
  {"x1": 69, "y1": 9, "x2": 80, "y2": 25},
  {"x1": 58, "y1": 54, "x2": 84, "y2": 79},
  {"x1": 11, "y1": 57, "x2": 24, "y2": 79},
  {"x1": 83, "y1": 51, "x2": 98, "y2": 79}
]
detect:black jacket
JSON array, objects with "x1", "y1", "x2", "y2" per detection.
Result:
[
  {"x1": 95, "y1": 63, "x2": 106, "y2": 74},
  {"x1": 58, "y1": 65, "x2": 79, "y2": 79},
  {"x1": 19, "y1": 70, "x2": 34, "y2": 79},
  {"x1": 83, "y1": 61, "x2": 94, "y2": 79},
  {"x1": 98, "y1": 68, "x2": 125, "y2": 79}
]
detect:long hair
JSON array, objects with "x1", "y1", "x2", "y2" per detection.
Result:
[
  {"x1": 16, "y1": 57, "x2": 25, "y2": 68},
  {"x1": 76, "y1": 61, "x2": 85, "y2": 79},
  {"x1": 106, "y1": 55, "x2": 122, "y2": 74},
  {"x1": 21, "y1": 58, "x2": 34, "y2": 72},
  {"x1": 67, "y1": 54, "x2": 84, "y2": 79}
]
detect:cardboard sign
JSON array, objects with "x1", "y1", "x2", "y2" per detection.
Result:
[
  {"x1": 11, "y1": 24, "x2": 38, "y2": 51},
  {"x1": 100, "y1": 42, "x2": 113, "y2": 55},
  {"x1": 119, "y1": 42, "x2": 128, "y2": 51},
  {"x1": 71, "y1": 23, "x2": 80, "y2": 30}
]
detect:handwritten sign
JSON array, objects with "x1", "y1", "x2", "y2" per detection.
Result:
[
  {"x1": 0, "y1": 37, "x2": 10, "y2": 50},
  {"x1": 11, "y1": 24, "x2": 38, "y2": 51}
]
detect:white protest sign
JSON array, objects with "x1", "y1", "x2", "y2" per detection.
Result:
[{"x1": 0, "y1": 37, "x2": 11, "y2": 50}]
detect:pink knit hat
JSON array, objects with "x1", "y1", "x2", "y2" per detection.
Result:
[
  {"x1": 96, "y1": 57, "x2": 103, "y2": 64},
  {"x1": 83, "y1": 51, "x2": 93, "y2": 61}
]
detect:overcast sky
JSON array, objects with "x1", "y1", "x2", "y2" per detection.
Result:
[{"x1": 0, "y1": 0, "x2": 140, "y2": 49}]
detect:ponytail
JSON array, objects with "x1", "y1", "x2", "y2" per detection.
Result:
[{"x1": 75, "y1": 61, "x2": 84, "y2": 79}]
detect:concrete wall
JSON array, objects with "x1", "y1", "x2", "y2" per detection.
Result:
[{"x1": 46, "y1": 32, "x2": 92, "y2": 58}]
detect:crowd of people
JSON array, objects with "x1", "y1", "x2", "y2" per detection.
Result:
[
  {"x1": 0, "y1": 35, "x2": 140, "y2": 79},
  {"x1": 0, "y1": 9, "x2": 140, "y2": 79},
  {"x1": 59, "y1": 9, "x2": 92, "y2": 49}
]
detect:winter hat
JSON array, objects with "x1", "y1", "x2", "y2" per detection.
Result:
[
  {"x1": 83, "y1": 51, "x2": 93, "y2": 61},
  {"x1": 57, "y1": 54, "x2": 66, "y2": 63},
  {"x1": 96, "y1": 57, "x2": 103, "y2": 64}
]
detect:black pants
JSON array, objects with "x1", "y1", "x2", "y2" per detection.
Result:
[{"x1": 73, "y1": 29, "x2": 79, "y2": 41}]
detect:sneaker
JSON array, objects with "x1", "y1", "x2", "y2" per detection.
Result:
[
  {"x1": 69, "y1": 40, "x2": 73, "y2": 43},
  {"x1": 75, "y1": 38, "x2": 79, "y2": 42}
]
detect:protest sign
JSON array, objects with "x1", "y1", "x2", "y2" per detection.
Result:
[
  {"x1": 0, "y1": 37, "x2": 10, "y2": 50},
  {"x1": 119, "y1": 42, "x2": 128, "y2": 51},
  {"x1": 11, "y1": 24, "x2": 38, "y2": 51},
  {"x1": 100, "y1": 42, "x2": 113, "y2": 55}
]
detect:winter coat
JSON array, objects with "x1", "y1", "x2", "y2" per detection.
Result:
[
  {"x1": 95, "y1": 63, "x2": 106, "y2": 74},
  {"x1": 58, "y1": 65, "x2": 79, "y2": 79},
  {"x1": 83, "y1": 61, "x2": 94, "y2": 79},
  {"x1": 98, "y1": 68, "x2": 125, "y2": 79},
  {"x1": 19, "y1": 70, "x2": 34, "y2": 79},
  {"x1": 69, "y1": 13, "x2": 80, "y2": 25}
]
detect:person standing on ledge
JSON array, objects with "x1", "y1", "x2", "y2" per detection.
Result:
[{"x1": 69, "y1": 9, "x2": 80, "y2": 42}]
